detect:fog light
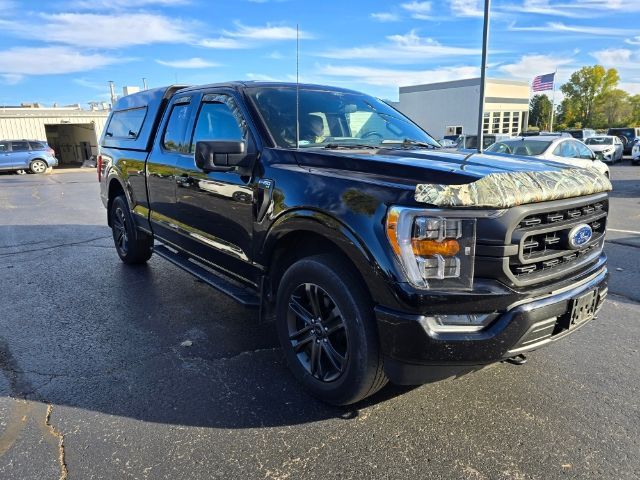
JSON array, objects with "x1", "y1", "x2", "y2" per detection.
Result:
[{"x1": 421, "y1": 313, "x2": 497, "y2": 333}]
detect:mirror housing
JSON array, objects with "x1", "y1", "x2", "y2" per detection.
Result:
[{"x1": 195, "y1": 140, "x2": 253, "y2": 172}]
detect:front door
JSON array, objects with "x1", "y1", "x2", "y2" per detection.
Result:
[
  {"x1": 146, "y1": 94, "x2": 196, "y2": 243},
  {"x1": 173, "y1": 91, "x2": 259, "y2": 285}
]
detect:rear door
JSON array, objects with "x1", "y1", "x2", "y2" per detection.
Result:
[
  {"x1": 9, "y1": 141, "x2": 32, "y2": 168},
  {"x1": 173, "y1": 90, "x2": 260, "y2": 284},
  {"x1": 146, "y1": 94, "x2": 196, "y2": 244}
]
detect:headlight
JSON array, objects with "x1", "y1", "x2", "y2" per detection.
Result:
[{"x1": 386, "y1": 206, "x2": 478, "y2": 290}]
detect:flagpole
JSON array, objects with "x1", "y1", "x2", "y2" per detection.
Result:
[
  {"x1": 476, "y1": 0, "x2": 491, "y2": 153},
  {"x1": 549, "y1": 69, "x2": 557, "y2": 132}
]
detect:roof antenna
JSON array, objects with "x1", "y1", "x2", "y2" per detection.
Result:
[{"x1": 296, "y1": 23, "x2": 300, "y2": 149}]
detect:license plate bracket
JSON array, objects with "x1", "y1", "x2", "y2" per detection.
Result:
[{"x1": 560, "y1": 289, "x2": 598, "y2": 330}]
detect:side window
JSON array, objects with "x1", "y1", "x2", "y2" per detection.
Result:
[
  {"x1": 105, "y1": 107, "x2": 147, "y2": 139},
  {"x1": 554, "y1": 141, "x2": 576, "y2": 158},
  {"x1": 576, "y1": 141, "x2": 594, "y2": 159},
  {"x1": 163, "y1": 98, "x2": 192, "y2": 153},
  {"x1": 29, "y1": 142, "x2": 45, "y2": 150},
  {"x1": 190, "y1": 94, "x2": 248, "y2": 153},
  {"x1": 0, "y1": 142, "x2": 8, "y2": 152},
  {"x1": 11, "y1": 141, "x2": 30, "y2": 152}
]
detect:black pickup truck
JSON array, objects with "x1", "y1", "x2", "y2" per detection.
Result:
[{"x1": 99, "y1": 82, "x2": 611, "y2": 405}]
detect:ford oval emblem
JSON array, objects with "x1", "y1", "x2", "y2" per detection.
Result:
[{"x1": 568, "y1": 224, "x2": 593, "y2": 249}]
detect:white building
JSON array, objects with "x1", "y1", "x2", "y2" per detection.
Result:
[
  {"x1": 0, "y1": 106, "x2": 109, "y2": 166},
  {"x1": 398, "y1": 78, "x2": 530, "y2": 139}
]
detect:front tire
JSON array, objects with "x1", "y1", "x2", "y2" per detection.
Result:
[
  {"x1": 109, "y1": 195, "x2": 153, "y2": 264},
  {"x1": 29, "y1": 159, "x2": 47, "y2": 174},
  {"x1": 275, "y1": 254, "x2": 387, "y2": 405}
]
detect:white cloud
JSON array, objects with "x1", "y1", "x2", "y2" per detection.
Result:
[
  {"x1": 0, "y1": 46, "x2": 122, "y2": 75},
  {"x1": 265, "y1": 51, "x2": 285, "y2": 59},
  {"x1": 449, "y1": 0, "x2": 483, "y2": 17},
  {"x1": 223, "y1": 23, "x2": 313, "y2": 40},
  {"x1": 498, "y1": 54, "x2": 574, "y2": 80},
  {"x1": 318, "y1": 30, "x2": 480, "y2": 63},
  {"x1": 318, "y1": 64, "x2": 479, "y2": 87},
  {"x1": 4, "y1": 13, "x2": 195, "y2": 48},
  {"x1": 68, "y1": 0, "x2": 189, "y2": 8},
  {"x1": 509, "y1": 21, "x2": 637, "y2": 37},
  {"x1": 400, "y1": 1, "x2": 432, "y2": 19},
  {"x1": 73, "y1": 78, "x2": 108, "y2": 90},
  {"x1": 371, "y1": 12, "x2": 401, "y2": 22},
  {"x1": 500, "y1": 0, "x2": 590, "y2": 18},
  {"x1": 620, "y1": 82, "x2": 640, "y2": 95},
  {"x1": 626, "y1": 36, "x2": 640, "y2": 46},
  {"x1": 591, "y1": 48, "x2": 633, "y2": 66},
  {"x1": 156, "y1": 57, "x2": 219, "y2": 68},
  {"x1": 198, "y1": 37, "x2": 247, "y2": 49},
  {"x1": 1, "y1": 73, "x2": 23, "y2": 85}
]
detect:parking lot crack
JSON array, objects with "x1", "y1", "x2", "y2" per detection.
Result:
[
  {"x1": 0, "y1": 236, "x2": 110, "y2": 257},
  {"x1": 45, "y1": 404, "x2": 68, "y2": 480}
]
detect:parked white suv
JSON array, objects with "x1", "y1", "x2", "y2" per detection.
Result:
[{"x1": 485, "y1": 135, "x2": 610, "y2": 178}]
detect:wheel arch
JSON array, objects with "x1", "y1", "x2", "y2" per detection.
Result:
[
  {"x1": 106, "y1": 176, "x2": 127, "y2": 227},
  {"x1": 261, "y1": 209, "x2": 397, "y2": 308}
]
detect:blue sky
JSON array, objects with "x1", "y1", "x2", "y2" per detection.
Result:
[{"x1": 0, "y1": 0, "x2": 639, "y2": 107}]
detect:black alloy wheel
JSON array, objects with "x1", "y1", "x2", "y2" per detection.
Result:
[
  {"x1": 276, "y1": 254, "x2": 387, "y2": 405},
  {"x1": 109, "y1": 195, "x2": 153, "y2": 264},
  {"x1": 112, "y1": 204, "x2": 129, "y2": 256},
  {"x1": 287, "y1": 283, "x2": 348, "y2": 382}
]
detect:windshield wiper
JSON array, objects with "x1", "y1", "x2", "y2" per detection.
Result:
[
  {"x1": 322, "y1": 143, "x2": 379, "y2": 150},
  {"x1": 380, "y1": 138, "x2": 439, "y2": 150}
]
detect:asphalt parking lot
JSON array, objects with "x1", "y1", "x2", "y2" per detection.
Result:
[{"x1": 1, "y1": 164, "x2": 639, "y2": 480}]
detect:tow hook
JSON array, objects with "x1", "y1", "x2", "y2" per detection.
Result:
[{"x1": 505, "y1": 354, "x2": 527, "y2": 365}]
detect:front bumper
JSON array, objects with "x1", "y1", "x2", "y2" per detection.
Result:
[{"x1": 376, "y1": 266, "x2": 608, "y2": 384}]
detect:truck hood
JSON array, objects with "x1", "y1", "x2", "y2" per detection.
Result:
[{"x1": 293, "y1": 148, "x2": 612, "y2": 208}]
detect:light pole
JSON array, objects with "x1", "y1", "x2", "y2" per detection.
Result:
[{"x1": 476, "y1": 0, "x2": 491, "y2": 154}]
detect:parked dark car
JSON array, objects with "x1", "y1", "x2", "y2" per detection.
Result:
[
  {"x1": 563, "y1": 128, "x2": 596, "y2": 141},
  {"x1": 99, "y1": 82, "x2": 611, "y2": 405},
  {"x1": 607, "y1": 127, "x2": 640, "y2": 154},
  {"x1": 0, "y1": 140, "x2": 58, "y2": 174}
]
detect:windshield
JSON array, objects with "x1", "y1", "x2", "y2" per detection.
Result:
[
  {"x1": 485, "y1": 139, "x2": 552, "y2": 156},
  {"x1": 585, "y1": 137, "x2": 612, "y2": 145},
  {"x1": 247, "y1": 86, "x2": 440, "y2": 149}
]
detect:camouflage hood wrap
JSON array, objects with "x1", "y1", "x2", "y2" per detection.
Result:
[{"x1": 414, "y1": 168, "x2": 612, "y2": 208}]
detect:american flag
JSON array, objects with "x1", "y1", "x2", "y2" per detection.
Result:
[{"x1": 532, "y1": 72, "x2": 555, "y2": 92}]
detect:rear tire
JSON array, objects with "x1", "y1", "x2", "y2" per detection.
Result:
[
  {"x1": 29, "y1": 159, "x2": 47, "y2": 174},
  {"x1": 109, "y1": 195, "x2": 153, "y2": 264},
  {"x1": 275, "y1": 254, "x2": 387, "y2": 405}
]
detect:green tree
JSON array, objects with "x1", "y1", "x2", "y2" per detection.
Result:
[
  {"x1": 629, "y1": 94, "x2": 640, "y2": 126},
  {"x1": 529, "y1": 94, "x2": 553, "y2": 130},
  {"x1": 595, "y1": 89, "x2": 630, "y2": 127},
  {"x1": 560, "y1": 65, "x2": 619, "y2": 127}
]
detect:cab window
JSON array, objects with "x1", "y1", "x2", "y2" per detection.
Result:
[{"x1": 190, "y1": 94, "x2": 248, "y2": 153}]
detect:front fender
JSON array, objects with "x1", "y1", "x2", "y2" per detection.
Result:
[{"x1": 260, "y1": 208, "x2": 401, "y2": 308}]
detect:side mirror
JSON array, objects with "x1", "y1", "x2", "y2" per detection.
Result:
[{"x1": 195, "y1": 140, "x2": 253, "y2": 172}]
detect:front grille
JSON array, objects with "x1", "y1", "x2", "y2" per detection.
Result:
[{"x1": 507, "y1": 199, "x2": 608, "y2": 284}]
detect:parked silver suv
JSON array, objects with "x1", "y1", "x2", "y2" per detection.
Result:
[{"x1": 0, "y1": 140, "x2": 58, "y2": 174}]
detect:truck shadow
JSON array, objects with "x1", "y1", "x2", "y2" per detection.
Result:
[{"x1": 0, "y1": 224, "x2": 419, "y2": 429}]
